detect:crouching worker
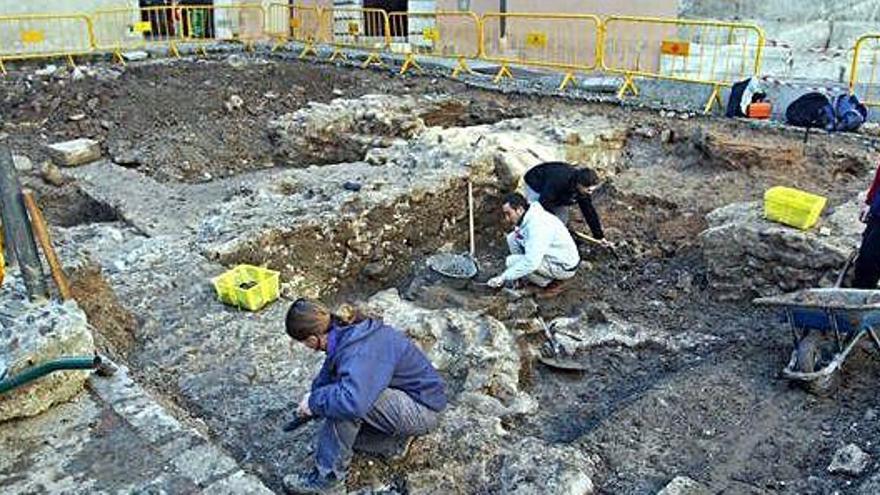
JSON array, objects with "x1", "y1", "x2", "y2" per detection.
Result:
[
  {"x1": 487, "y1": 192, "x2": 580, "y2": 298},
  {"x1": 283, "y1": 299, "x2": 447, "y2": 495}
]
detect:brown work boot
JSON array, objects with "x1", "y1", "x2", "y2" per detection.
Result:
[{"x1": 535, "y1": 280, "x2": 566, "y2": 299}]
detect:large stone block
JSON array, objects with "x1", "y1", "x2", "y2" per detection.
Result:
[
  {"x1": 46, "y1": 138, "x2": 102, "y2": 167},
  {"x1": 0, "y1": 285, "x2": 95, "y2": 422},
  {"x1": 699, "y1": 200, "x2": 862, "y2": 300}
]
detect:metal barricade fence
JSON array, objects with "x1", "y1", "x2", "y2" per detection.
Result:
[
  {"x1": 266, "y1": 3, "x2": 328, "y2": 57},
  {"x1": 480, "y1": 12, "x2": 601, "y2": 89},
  {"x1": 850, "y1": 34, "x2": 880, "y2": 108},
  {"x1": 178, "y1": 3, "x2": 266, "y2": 53},
  {"x1": 602, "y1": 16, "x2": 765, "y2": 113},
  {"x1": 92, "y1": 6, "x2": 182, "y2": 63},
  {"x1": 266, "y1": 2, "x2": 294, "y2": 48},
  {"x1": 388, "y1": 11, "x2": 481, "y2": 77},
  {"x1": 323, "y1": 7, "x2": 389, "y2": 67},
  {"x1": 0, "y1": 14, "x2": 95, "y2": 74}
]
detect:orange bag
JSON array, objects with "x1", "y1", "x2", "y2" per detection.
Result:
[{"x1": 747, "y1": 102, "x2": 772, "y2": 119}]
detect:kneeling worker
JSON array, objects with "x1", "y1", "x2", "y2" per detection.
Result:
[
  {"x1": 283, "y1": 299, "x2": 447, "y2": 494},
  {"x1": 522, "y1": 161, "x2": 609, "y2": 244},
  {"x1": 487, "y1": 192, "x2": 580, "y2": 296}
]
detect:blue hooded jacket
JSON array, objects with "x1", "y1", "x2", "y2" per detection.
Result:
[{"x1": 307, "y1": 319, "x2": 447, "y2": 420}]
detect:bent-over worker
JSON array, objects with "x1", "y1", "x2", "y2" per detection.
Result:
[
  {"x1": 522, "y1": 161, "x2": 609, "y2": 244},
  {"x1": 283, "y1": 300, "x2": 447, "y2": 494},
  {"x1": 487, "y1": 192, "x2": 580, "y2": 297}
]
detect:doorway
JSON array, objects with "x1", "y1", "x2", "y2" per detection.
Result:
[{"x1": 363, "y1": 0, "x2": 408, "y2": 37}]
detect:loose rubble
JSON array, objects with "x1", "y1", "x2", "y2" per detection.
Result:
[{"x1": 828, "y1": 444, "x2": 872, "y2": 476}]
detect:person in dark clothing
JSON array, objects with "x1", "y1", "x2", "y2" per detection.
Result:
[
  {"x1": 282, "y1": 299, "x2": 446, "y2": 495},
  {"x1": 522, "y1": 161, "x2": 609, "y2": 243},
  {"x1": 853, "y1": 163, "x2": 880, "y2": 289}
]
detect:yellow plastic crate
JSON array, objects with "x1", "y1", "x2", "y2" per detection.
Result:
[
  {"x1": 212, "y1": 264, "x2": 280, "y2": 311},
  {"x1": 763, "y1": 186, "x2": 827, "y2": 230}
]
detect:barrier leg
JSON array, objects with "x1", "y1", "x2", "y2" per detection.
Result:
[
  {"x1": 493, "y1": 64, "x2": 513, "y2": 84},
  {"x1": 170, "y1": 42, "x2": 181, "y2": 58},
  {"x1": 400, "y1": 53, "x2": 422, "y2": 75},
  {"x1": 329, "y1": 48, "x2": 347, "y2": 62},
  {"x1": 362, "y1": 52, "x2": 383, "y2": 68},
  {"x1": 272, "y1": 37, "x2": 286, "y2": 52},
  {"x1": 66, "y1": 55, "x2": 76, "y2": 69},
  {"x1": 0, "y1": 59, "x2": 6, "y2": 76},
  {"x1": 198, "y1": 45, "x2": 209, "y2": 57},
  {"x1": 299, "y1": 41, "x2": 317, "y2": 59},
  {"x1": 559, "y1": 72, "x2": 576, "y2": 91},
  {"x1": 451, "y1": 57, "x2": 472, "y2": 78},
  {"x1": 113, "y1": 49, "x2": 126, "y2": 66},
  {"x1": 703, "y1": 83, "x2": 724, "y2": 114},
  {"x1": 616, "y1": 73, "x2": 639, "y2": 99}
]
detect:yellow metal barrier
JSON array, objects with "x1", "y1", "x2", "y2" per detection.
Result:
[
  {"x1": 323, "y1": 7, "x2": 389, "y2": 67},
  {"x1": 179, "y1": 3, "x2": 267, "y2": 54},
  {"x1": 92, "y1": 6, "x2": 184, "y2": 63},
  {"x1": 480, "y1": 12, "x2": 601, "y2": 90},
  {"x1": 0, "y1": 14, "x2": 95, "y2": 74},
  {"x1": 602, "y1": 16, "x2": 765, "y2": 113},
  {"x1": 850, "y1": 34, "x2": 880, "y2": 108},
  {"x1": 388, "y1": 11, "x2": 481, "y2": 77},
  {"x1": 266, "y1": 3, "x2": 328, "y2": 57}
]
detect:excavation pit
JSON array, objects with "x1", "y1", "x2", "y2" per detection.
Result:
[{"x1": 2, "y1": 55, "x2": 880, "y2": 494}]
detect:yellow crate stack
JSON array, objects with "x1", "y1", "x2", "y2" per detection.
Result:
[
  {"x1": 212, "y1": 264, "x2": 280, "y2": 311},
  {"x1": 764, "y1": 186, "x2": 827, "y2": 230}
]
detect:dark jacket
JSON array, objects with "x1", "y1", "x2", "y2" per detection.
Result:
[
  {"x1": 523, "y1": 162, "x2": 605, "y2": 239},
  {"x1": 866, "y1": 163, "x2": 880, "y2": 217},
  {"x1": 308, "y1": 319, "x2": 447, "y2": 421}
]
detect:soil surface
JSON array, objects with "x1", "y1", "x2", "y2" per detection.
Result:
[{"x1": 4, "y1": 55, "x2": 880, "y2": 494}]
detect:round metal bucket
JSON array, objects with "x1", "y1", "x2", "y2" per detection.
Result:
[{"x1": 427, "y1": 253, "x2": 477, "y2": 289}]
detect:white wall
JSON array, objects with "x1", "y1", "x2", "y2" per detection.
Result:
[{"x1": 680, "y1": 0, "x2": 880, "y2": 82}]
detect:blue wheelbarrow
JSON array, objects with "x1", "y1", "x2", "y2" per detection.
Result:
[{"x1": 754, "y1": 288, "x2": 880, "y2": 394}]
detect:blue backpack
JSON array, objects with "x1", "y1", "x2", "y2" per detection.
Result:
[{"x1": 832, "y1": 94, "x2": 868, "y2": 132}]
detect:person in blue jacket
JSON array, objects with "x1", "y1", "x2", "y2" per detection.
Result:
[{"x1": 282, "y1": 298, "x2": 447, "y2": 495}]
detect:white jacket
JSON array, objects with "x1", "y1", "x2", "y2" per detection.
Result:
[{"x1": 500, "y1": 202, "x2": 580, "y2": 282}]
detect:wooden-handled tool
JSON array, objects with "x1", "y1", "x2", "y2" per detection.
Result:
[
  {"x1": 573, "y1": 230, "x2": 619, "y2": 259},
  {"x1": 22, "y1": 190, "x2": 72, "y2": 300}
]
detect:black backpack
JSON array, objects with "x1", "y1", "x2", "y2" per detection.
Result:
[
  {"x1": 785, "y1": 92, "x2": 835, "y2": 130},
  {"x1": 726, "y1": 78, "x2": 750, "y2": 118}
]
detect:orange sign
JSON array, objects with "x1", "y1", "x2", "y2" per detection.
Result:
[{"x1": 661, "y1": 40, "x2": 690, "y2": 57}]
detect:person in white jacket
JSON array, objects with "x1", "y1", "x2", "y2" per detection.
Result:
[{"x1": 487, "y1": 192, "x2": 580, "y2": 296}]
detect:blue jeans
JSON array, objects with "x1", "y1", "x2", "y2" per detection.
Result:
[{"x1": 315, "y1": 388, "x2": 439, "y2": 479}]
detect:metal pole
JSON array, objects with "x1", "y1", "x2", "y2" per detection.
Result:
[{"x1": 0, "y1": 146, "x2": 49, "y2": 301}]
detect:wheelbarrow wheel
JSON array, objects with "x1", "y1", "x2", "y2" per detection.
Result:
[
  {"x1": 795, "y1": 332, "x2": 839, "y2": 396},
  {"x1": 795, "y1": 331, "x2": 821, "y2": 373}
]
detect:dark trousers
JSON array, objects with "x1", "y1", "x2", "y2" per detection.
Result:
[
  {"x1": 853, "y1": 217, "x2": 880, "y2": 289},
  {"x1": 315, "y1": 388, "x2": 439, "y2": 479}
]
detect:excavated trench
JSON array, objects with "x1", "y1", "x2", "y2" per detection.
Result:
[{"x1": 11, "y1": 56, "x2": 880, "y2": 493}]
